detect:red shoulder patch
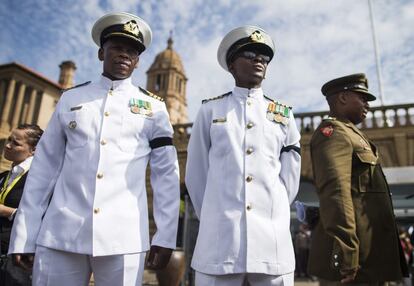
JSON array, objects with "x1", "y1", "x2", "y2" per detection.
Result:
[{"x1": 320, "y1": 125, "x2": 334, "y2": 137}]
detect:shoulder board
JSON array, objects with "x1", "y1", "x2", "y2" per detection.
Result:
[
  {"x1": 139, "y1": 87, "x2": 164, "y2": 102},
  {"x1": 62, "y1": 81, "x2": 91, "y2": 93},
  {"x1": 322, "y1": 116, "x2": 336, "y2": 121},
  {"x1": 202, "y1": 92, "x2": 231, "y2": 104},
  {"x1": 263, "y1": 95, "x2": 292, "y2": 110}
]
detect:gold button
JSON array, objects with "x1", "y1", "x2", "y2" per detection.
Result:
[
  {"x1": 104, "y1": 111, "x2": 110, "y2": 116},
  {"x1": 94, "y1": 208, "x2": 100, "y2": 214},
  {"x1": 246, "y1": 147, "x2": 253, "y2": 155},
  {"x1": 97, "y1": 173, "x2": 104, "y2": 179},
  {"x1": 246, "y1": 175, "x2": 253, "y2": 182},
  {"x1": 100, "y1": 139, "x2": 107, "y2": 145},
  {"x1": 246, "y1": 204, "x2": 252, "y2": 211},
  {"x1": 108, "y1": 90, "x2": 113, "y2": 96},
  {"x1": 247, "y1": 101, "x2": 251, "y2": 106},
  {"x1": 247, "y1": 122, "x2": 254, "y2": 129}
]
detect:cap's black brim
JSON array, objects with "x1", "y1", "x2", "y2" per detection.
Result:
[
  {"x1": 102, "y1": 33, "x2": 146, "y2": 53},
  {"x1": 354, "y1": 90, "x2": 376, "y2": 101}
]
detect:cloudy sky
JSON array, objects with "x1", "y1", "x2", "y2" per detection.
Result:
[{"x1": 1, "y1": 0, "x2": 413, "y2": 121}]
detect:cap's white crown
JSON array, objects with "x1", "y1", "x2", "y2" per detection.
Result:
[
  {"x1": 217, "y1": 25, "x2": 275, "y2": 71},
  {"x1": 91, "y1": 12, "x2": 152, "y2": 51}
]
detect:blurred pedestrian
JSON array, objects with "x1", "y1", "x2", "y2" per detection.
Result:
[{"x1": 0, "y1": 124, "x2": 43, "y2": 285}]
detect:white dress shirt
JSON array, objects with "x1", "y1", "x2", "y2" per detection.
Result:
[
  {"x1": 9, "y1": 75, "x2": 180, "y2": 256},
  {"x1": 4, "y1": 156, "x2": 33, "y2": 186},
  {"x1": 185, "y1": 86, "x2": 301, "y2": 275}
]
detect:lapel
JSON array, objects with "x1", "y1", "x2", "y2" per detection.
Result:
[
  {"x1": 344, "y1": 121, "x2": 370, "y2": 145},
  {"x1": 343, "y1": 121, "x2": 379, "y2": 157}
]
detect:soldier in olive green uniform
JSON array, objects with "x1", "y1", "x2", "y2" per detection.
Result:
[{"x1": 308, "y1": 74, "x2": 408, "y2": 285}]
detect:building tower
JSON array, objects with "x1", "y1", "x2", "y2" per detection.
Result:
[
  {"x1": 146, "y1": 34, "x2": 188, "y2": 124},
  {"x1": 58, "y1": 60, "x2": 76, "y2": 89}
]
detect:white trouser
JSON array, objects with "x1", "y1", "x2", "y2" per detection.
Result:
[
  {"x1": 32, "y1": 246, "x2": 146, "y2": 286},
  {"x1": 195, "y1": 271, "x2": 294, "y2": 286}
]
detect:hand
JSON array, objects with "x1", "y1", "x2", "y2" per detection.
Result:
[
  {"x1": 12, "y1": 253, "x2": 35, "y2": 271},
  {"x1": 340, "y1": 266, "x2": 359, "y2": 283},
  {"x1": 146, "y1": 245, "x2": 173, "y2": 270}
]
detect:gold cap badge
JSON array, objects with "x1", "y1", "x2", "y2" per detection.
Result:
[
  {"x1": 250, "y1": 31, "x2": 265, "y2": 43},
  {"x1": 123, "y1": 20, "x2": 139, "y2": 36}
]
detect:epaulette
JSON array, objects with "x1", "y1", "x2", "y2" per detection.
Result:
[
  {"x1": 322, "y1": 116, "x2": 336, "y2": 121},
  {"x1": 202, "y1": 92, "x2": 231, "y2": 104},
  {"x1": 263, "y1": 95, "x2": 292, "y2": 110},
  {"x1": 61, "y1": 81, "x2": 91, "y2": 93},
  {"x1": 139, "y1": 87, "x2": 164, "y2": 102}
]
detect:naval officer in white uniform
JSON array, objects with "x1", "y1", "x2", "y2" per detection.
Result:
[
  {"x1": 8, "y1": 12, "x2": 180, "y2": 286},
  {"x1": 185, "y1": 26, "x2": 301, "y2": 286}
]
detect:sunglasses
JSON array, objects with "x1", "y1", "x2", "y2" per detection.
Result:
[{"x1": 235, "y1": 51, "x2": 271, "y2": 64}]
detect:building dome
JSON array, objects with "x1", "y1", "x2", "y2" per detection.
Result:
[
  {"x1": 146, "y1": 35, "x2": 188, "y2": 124},
  {"x1": 147, "y1": 37, "x2": 186, "y2": 77}
]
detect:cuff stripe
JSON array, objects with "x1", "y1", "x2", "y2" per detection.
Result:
[{"x1": 149, "y1": 137, "x2": 173, "y2": 149}]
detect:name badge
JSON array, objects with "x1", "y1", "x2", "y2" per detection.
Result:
[{"x1": 212, "y1": 117, "x2": 227, "y2": 123}]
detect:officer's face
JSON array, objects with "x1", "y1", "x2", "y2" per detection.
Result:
[
  {"x1": 3, "y1": 129, "x2": 34, "y2": 165},
  {"x1": 343, "y1": 92, "x2": 370, "y2": 124},
  {"x1": 99, "y1": 38, "x2": 140, "y2": 80},
  {"x1": 228, "y1": 49, "x2": 268, "y2": 89}
]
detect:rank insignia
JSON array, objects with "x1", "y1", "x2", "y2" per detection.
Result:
[
  {"x1": 320, "y1": 125, "x2": 334, "y2": 137},
  {"x1": 129, "y1": 98, "x2": 152, "y2": 116},
  {"x1": 266, "y1": 102, "x2": 290, "y2": 125}
]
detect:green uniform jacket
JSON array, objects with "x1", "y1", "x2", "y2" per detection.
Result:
[{"x1": 307, "y1": 118, "x2": 408, "y2": 282}]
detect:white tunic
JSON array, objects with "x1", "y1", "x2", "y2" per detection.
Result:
[
  {"x1": 185, "y1": 86, "x2": 301, "y2": 275},
  {"x1": 9, "y1": 76, "x2": 180, "y2": 256}
]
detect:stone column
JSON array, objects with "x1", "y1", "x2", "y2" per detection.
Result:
[
  {"x1": 1, "y1": 78, "x2": 16, "y2": 129},
  {"x1": 26, "y1": 88, "x2": 37, "y2": 124},
  {"x1": 11, "y1": 83, "x2": 26, "y2": 128}
]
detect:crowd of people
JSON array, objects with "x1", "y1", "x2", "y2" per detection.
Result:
[{"x1": 0, "y1": 11, "x2": 410, "y2": 286}]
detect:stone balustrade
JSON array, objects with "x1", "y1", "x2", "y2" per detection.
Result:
[{"x1": 173, "y1": 103, "x2": 414, "y2": 137}]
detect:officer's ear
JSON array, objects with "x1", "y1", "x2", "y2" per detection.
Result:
[
  {"x1": 134, "y1": 57, "x2": 140, "y2": 69},
  {"x1": 98, "y1": 48, "x2": 104, "y2": 62},
  {"x1": 338, "y1": 92, "x2": 348, "y2": 105},
  {"x1": 228, "y1": 62, "x2": 235, "y2": 75}
]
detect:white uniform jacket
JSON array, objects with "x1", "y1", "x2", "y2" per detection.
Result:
[
  {"x1": 9, "y1": 76, "x2": 180, "y2": 256},
  {"x1": 185, "y1": 86, "x2": 301, "y2": 275}
]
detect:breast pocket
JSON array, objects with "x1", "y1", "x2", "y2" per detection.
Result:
[
  {"x1": 60, "y1": 110, "x2": 90, "y2": 148},
  {"x1": 263, "y1": 120, "x2": 286, "y2": 159},
  {"x1": 118, "y1": 114, "x2": 153, "y2": 154},
  {"x1": 355, "y1": 150, "x2": 382, "y2": 193},
  {"x1": 209, "y1": 122, "x2": 231, "y2": 156}
]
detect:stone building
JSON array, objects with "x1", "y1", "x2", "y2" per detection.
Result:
[
  {"x1": 0, "y1": 61, "x2": 76, "y2": 170},
  {"x1": 146, "y1": 35, "x2": 188, "y2": 124}
]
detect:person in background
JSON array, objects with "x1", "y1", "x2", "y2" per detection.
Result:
[
  {"x1": 308, "y1": 73, "x2": 408, "y2": 285},
  {"x1": 185, "y1": 25, "x2": 301, "y2": 286},
  {"x1": 0, "y1": 124, "x2": 43, "y2": 285},
  {"x1": 294, "y1": 224, "x2": 311, "y2": 279}
]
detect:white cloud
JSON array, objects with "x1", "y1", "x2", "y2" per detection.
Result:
[{"x1": 0, "y1": 0, "x2": 412, "y2": 121}]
